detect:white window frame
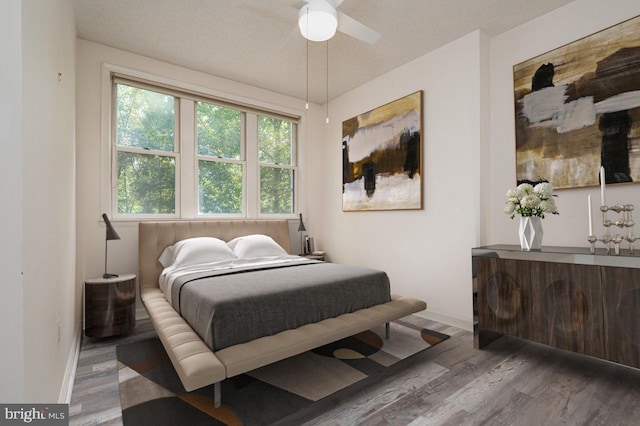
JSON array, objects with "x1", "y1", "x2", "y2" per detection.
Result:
[
  {"x1": 100, "y1": 64, "x2": 303, "y2": 221},
  {"x1": 257, "y1": 115, "x2": 298, "y2": 217},
  {"x1": 194, "y1": 99, "x2": 247, "y2": 218},
  {"x1": 110, "y1": 83, "x2": 181, "y2": 220}
]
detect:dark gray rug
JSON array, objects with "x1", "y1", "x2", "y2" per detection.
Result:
[{"x1": 117, "y1": 316, "x2": 448, "y2": 425}]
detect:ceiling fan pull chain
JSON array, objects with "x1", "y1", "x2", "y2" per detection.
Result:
[
  {"x1": 305, "y1": 7, "x2": 310, "y2": 110},
  {"x1": 326, "y1": 39, "x2": 329, "y2": 124}
]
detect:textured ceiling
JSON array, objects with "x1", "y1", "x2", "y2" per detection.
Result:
[{"x1": 74, "y1": 0, "x2": 575, "y2": 104}]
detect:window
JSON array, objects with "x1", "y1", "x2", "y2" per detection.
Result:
[
  {"x1": 114, "y1": 84, "x2": 178, "y2": 215},
  {"x1": 258, "y1": 115, "x2": 295, "y2": 215},
  {"x1": 196, "y1": 101, "x2": 243, "y2": 215},
  {"x1": 110, "y1": 75, "x2": 299, "y2": 219}
]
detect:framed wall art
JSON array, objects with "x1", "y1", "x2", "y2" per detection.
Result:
[
  {"x1": 342, "y1": 91, "x2": 423, "y2": 211},
  {"x1": 514, "y1": 15, "x2": 640, "y2": 189}
]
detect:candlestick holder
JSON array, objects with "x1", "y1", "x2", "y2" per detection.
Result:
[{"x1": 588, "y1": 203, "x2": 636, "y2": 255}]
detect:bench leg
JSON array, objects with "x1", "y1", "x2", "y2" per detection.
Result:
[
  {"x1": 214, "y1": 382, "x2": 221, "y2": 408},
  {"x1": 385, "y1": 322, "x2": 390, "y2": 339}
]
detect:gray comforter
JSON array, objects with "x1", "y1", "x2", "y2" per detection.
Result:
[{"x1": 170, "y1": 261, "x2": 391, "y2": 351}]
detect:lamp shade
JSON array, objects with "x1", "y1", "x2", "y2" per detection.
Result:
[
  {"x1": 102, "y1": 213, "x2": 120, "y2": 241},
  {"x1": 298, "y1": 213, "x2": 307, "y2": 232},
  {"x1": 298, "y1": 1, "x2": 338, "y2": 42}
]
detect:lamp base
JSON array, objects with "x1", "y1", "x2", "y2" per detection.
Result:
[{"x1": 103, "y1": 273, "x2": 119, "y2": 279}]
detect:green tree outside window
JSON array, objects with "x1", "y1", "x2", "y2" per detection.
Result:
[
  {"x1": 116, "y1": 84, "x2": 176, "y2": 214},
  {"x1": 258, "y1": 116, "x2": 294, "y2": 215}
]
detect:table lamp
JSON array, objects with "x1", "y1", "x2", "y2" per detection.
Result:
[
  {"x1": 102, "y1": 213, "x2": 121, "y2": 278},
  {"x1": 297, "y1": 213, "x2": 307, "y2": 255}
]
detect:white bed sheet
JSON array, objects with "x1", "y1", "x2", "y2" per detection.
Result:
[{"x1": 159, "y1": 255, "x2": 310, "y2": 305}]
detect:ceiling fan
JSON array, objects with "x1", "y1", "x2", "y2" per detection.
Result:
[{"x1": 294, "y1": 0, "x2": 381, "y2": 44}]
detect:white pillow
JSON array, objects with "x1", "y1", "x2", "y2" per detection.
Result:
[
  {"x1": 227, "y1": 234, "x2": 288, "y2": 258},
  {"x1": 158, "y1": 245, "x2": 175, "y2": 268},
  {"x1": 158, "y1": 237, "x2": 237, "y2": 268}
]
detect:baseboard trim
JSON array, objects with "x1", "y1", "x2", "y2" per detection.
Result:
[
  {"x1": 415, "y1": 310, "x2": 473, "y2": 332},
  {"x1": 59, "y1": 322, "x2": 82, "y2": 403},
  {"x1": 136, "y1": 306, "x2": 149, "y2": 320}
]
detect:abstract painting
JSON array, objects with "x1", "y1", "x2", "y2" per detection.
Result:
[
  {"x1": 342, "y1": 91, "x2": 423, "y2": 211},
  {"x1": 514, "y1": 15, "x2": 640, "y2": 189}
]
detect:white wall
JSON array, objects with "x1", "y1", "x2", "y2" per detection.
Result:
[
  {"x1": 0, "y1": 0, "x2": 25, "y2": 403},
  {"x1": 0, "y1": 0, "x2": 77, "y2": 403},
  {"x1": 309, "y1": 0, "x2": 640, "y2": 330},
  {"x1": 308, "y1": 31, "x2": 489, "y2": 329},
  {"x1": 489, "y1": 0, "x2": 640, "y2": 246},
  {"x1": 75, "y1": 40, "x2": 317, "y2": 315},
  {"x1": 22, "y1": 0, "x2": 77, "y2": 403}
]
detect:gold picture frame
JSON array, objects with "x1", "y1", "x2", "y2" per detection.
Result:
[
  {"x1": 514, "y1": 15, "x2": 640, "y2": 189},
  {"x1": 342, "y1": 91, "x2": 423, "y2": 211}
]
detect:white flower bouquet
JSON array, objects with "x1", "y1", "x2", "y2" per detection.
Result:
[{"x1": 504, "y1": 181, "x2": 559, "y2": 219}]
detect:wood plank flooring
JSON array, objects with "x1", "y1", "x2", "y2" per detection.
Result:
[
  {"x1": 69, "y1": 320, "x2": 156, "y2": 425},
  {"x1": 69, "y1": 318, "x2": 640, "y2": 425}
]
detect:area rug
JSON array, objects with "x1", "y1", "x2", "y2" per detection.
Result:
[{"x1": 117, "y1": 316, "x2": 448, "y2": 425}]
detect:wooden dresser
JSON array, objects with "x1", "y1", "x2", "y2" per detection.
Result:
[{"x1": 473, "y1": 245, "x2": 640, "y2": 369}]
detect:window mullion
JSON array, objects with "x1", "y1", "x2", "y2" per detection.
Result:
[
  {"x1": 180, "y1": 98, "x2": 195, "y2": 218},
  {"x1": 115, "y1": 146, "x2": 178, "y2": 157},
  {"x1": 246, "y1": 113, "x2": 258, "y2": 218},
  {"x1": 259, "y1": 163, "x2": 294, "y2": 170}
]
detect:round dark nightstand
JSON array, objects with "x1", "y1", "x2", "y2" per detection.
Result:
[{"x1": 84, "y1": 274, "x2": 136, "y2": 339}]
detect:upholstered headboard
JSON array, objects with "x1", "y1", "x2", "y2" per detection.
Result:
[{"x1": 138, "y1": 220, "x2": 292, "y2": 290}]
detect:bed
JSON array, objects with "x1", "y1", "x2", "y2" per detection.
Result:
[{"x1": 138, "y1": 219, "x2": 427, "y2": 406}]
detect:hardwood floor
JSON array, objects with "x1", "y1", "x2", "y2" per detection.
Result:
[
  {"x1": 69, "y1": 319, "x2": 640, "y2": 425},
  {"x1": 69, "y1": 320, "x2": 156, "y2": 425}
]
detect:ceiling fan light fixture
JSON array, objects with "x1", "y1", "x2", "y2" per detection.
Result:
[{"x1": 298, "y1": 1, "x2": 338, "y2": 42}]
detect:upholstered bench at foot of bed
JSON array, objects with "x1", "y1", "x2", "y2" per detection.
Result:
[
  {"x1": 142, "y1": 287, "x2": 426, "y2": 405},
  {"x1": 141, "y1": 287, "x2": 226, "y2": 391},
  {"x1": 217, "y1": 295, "x2": 426, "y2": 377}
]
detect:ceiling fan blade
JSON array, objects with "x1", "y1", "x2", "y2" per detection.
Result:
[
  {"x1": 337, "y1": 11, "x2": 381, "y2": 44},
  {"x1": 290, "y1": 0, "x2": 343, "y2": 7},
  {"x1": 325, "y1": 0, "x2": 344, "y2": 8},
  {"x1": 289, "y1": 0, "x2": 309, "y2": 9},
  {"x1": 289, "y1": 0, "x2": 343, "y2": 10}
]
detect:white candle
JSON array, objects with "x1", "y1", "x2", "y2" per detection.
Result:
[
  {"x1": 588, "y1": 194, "x2": 593, "y2": 236},
  {"x1": 600, "y1": 166, "x2": 606, "y2": 206}
]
